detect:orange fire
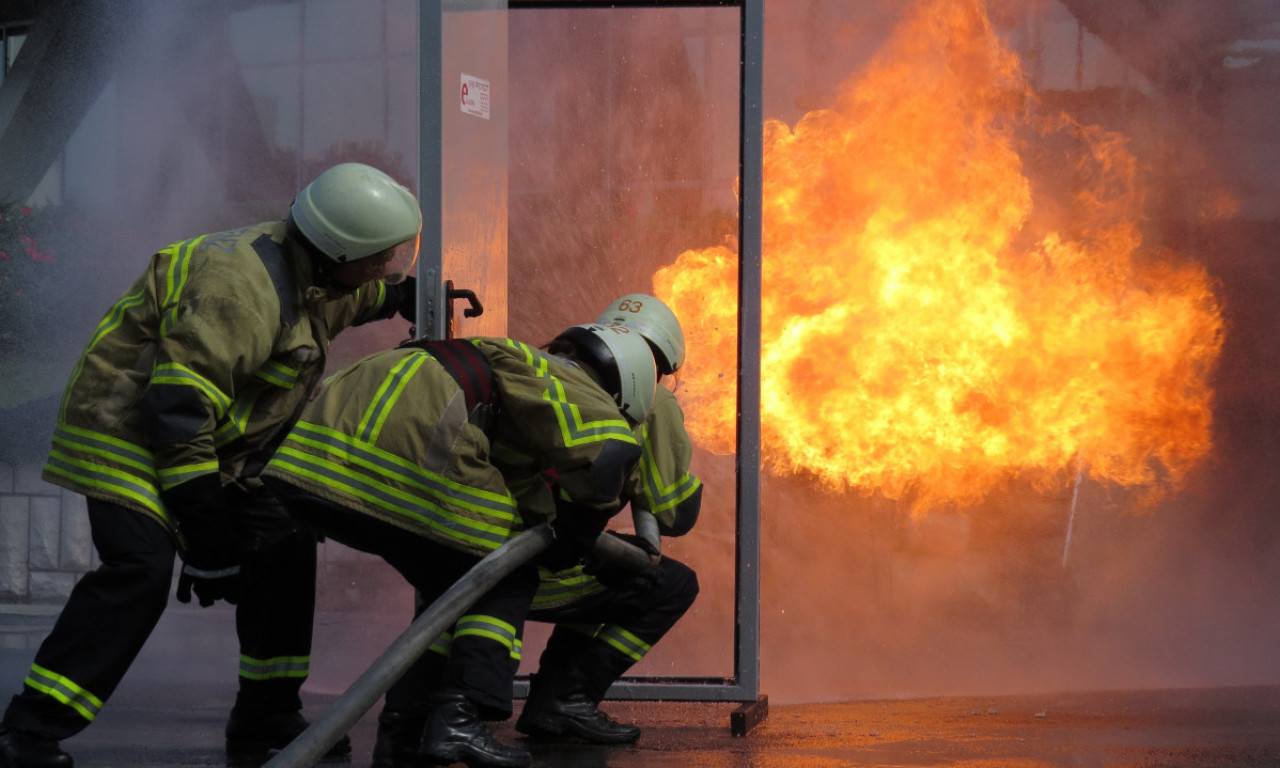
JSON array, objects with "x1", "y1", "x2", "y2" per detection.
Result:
[{"x1": 654, "y1": 0, "x2": 1225, "y2": 511}]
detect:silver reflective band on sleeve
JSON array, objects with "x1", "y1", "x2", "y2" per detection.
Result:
[{"x1": 181, "y1": 563, "x2": 242, "y2": 579}]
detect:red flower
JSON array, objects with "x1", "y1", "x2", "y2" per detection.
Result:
[
  {"x1": 0, "y1": 252, "x2": 8, "y2": 260},
  {"x1": 27, "y1": 245, "x2": 55, "y2": 263},
  {"x1": 19, "y1": 207, "x2": 31, "y2": 216}
]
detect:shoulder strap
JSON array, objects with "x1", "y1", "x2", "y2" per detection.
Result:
[{"x1": 415, "y1": 338, "x2": 496, "y2": 414}]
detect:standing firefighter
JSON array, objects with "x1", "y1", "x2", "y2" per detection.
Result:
[
  {"x1": 262, "y1": 325, "x2": 657, "y2": 768},
  {"x1": 0, "y1": 163, "x2": 422, "y2": 768},
  {"x1": 370, "y1": 294, "x2": 703, "y2": 766}
]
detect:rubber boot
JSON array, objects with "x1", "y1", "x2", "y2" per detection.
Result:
[
  {"x1": 419, "y1": 694, "x2": 530, "y2": 768},
  {"x1": 372, "y1": 708, "x2": 427, "y2": 768},
  {"x1": 0, "y1": 727, "x2": 74, "y2": 768},
  {"x1": 514, "y1": 672, "x2": 641, "y2": 744}
]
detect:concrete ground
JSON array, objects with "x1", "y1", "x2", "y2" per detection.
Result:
[{"x1": 4, "y1": 604, "x2": 1280, "y2": 768}]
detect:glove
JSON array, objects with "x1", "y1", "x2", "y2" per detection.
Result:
[
  {"x1": 177, "y1": 562, "x2": 244, "y2": 607},
  {"x1": 396, "y1": 275, "x2": 417, "y2": 323},
  {"x1": 584, "y1": 532, "x2": 663, "y2": 591},
  {"x1": 164, "y1": 474, "x2": 244, "y2": 608},
  {"x1": 539, "y1": 503, "x2": 612, "y2": 571}
]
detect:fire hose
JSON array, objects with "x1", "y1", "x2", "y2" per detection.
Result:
[{"x1": 261, "y1": 523, "x2": 655, "y2": 768}]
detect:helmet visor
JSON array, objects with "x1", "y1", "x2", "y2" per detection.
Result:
[{"x1": 380, "y1": 234, "x2": 420, "y2": 285}]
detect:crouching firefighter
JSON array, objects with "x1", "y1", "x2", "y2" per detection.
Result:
[
  {"x1": 369, "y1": 303, "x2": 702, "y2": 765},
  {"x1": 262, "y1": 324, "x2": 658, "y2": 768},
  {"x1": 517, "y1": 294, "x2": 703, "y2": 745},
  {"x1": 0, "y1": 162, "x2": 423, "y2": 768}
]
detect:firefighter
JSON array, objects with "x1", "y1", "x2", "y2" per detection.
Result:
[
  {"x1": 370, "y1": 295, "x2": 702, "y2": 766},
  {"x1": 515, "y1": 293, "x2": 703, "y2": 744},
  {"x1": 0, "y1": 163, "x2": 422, "y2": 768},
  {"x1": 261, "y1": 324, "x2": 657, "y2": 768}
]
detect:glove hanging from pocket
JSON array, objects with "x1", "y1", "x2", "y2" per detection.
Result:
[{"x1": 164, "y1": 474, "x2": 245, "y2": 607}]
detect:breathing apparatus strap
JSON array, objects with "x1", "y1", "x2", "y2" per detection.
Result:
[{"x1": 402, "y1": 338, "x2": 498, "y2": 432}]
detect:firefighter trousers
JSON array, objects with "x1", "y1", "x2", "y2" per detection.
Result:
[
  {"x1": 528, "y1": 557, "x2": 699, "y2": 701},
  {"x1": 387, "y1": 556, "x2": 699, "y2": 710},
  {"x1": 268, "y1": 481, "x2": 539, "y2": 721},
  {"x1": 1, "y1": 494, "x2": 318, "y2": 740}
]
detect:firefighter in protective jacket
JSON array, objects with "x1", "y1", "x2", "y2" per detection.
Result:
[
  {"x1": 262, "y1": 326, "x2": 657, "y2": 768},
  {"x1": 369, "y1": 295, "x2": 703, "y2": 766},
  {"x1": 516, "y1": 293, "x2": 702, "y2": 744},
  {"x1": 0, "y1": 163, "x2": 422, "y2": 768}
]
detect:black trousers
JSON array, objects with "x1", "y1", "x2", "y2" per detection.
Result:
[
  {"x1": 528, "y1": 557, "x2": 699, "y2": 701},
  {"x1": 388, "y1": 556, "x2": 699, "y2": 711},
  {"x1": 267, "y1": 481, "x2": 539, "y2": 720},
  {"x1": 2, "y1": 493, "x2": 318, "y2": 740}
]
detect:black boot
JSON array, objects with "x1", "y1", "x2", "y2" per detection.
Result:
[
  {"x1": 225, "y1": 706, "x2": 352, "y2": 758},
  {"x1": 419, "y1": 694, "x2": 529, "y2": 768},
  {"x1": 514, "y1": 672, "x2": 641, "y2": 744},
  {"x1": 0, "y1": 727, "x2": 74, "y2": 768},
  {"x1": 372, "y1": 708, "x2": 427, "y2": 768}
]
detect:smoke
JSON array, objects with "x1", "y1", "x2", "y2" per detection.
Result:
[{"x1": 8, "y1": 0, "x2": 1280, "y2": 710}]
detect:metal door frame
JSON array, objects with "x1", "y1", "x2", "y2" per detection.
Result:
[{"x1": 418, "y1": 0, "x2": 764, "y2": 707}]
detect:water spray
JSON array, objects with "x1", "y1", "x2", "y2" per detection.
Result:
[{"x1": 1061, "y1": 455, "x2": 1084, "y2": 568}]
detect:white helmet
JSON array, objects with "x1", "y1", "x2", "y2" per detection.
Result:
[
  {"x1": 596, "y1": 293, "x2": 685, "y2": 376},
  {"x1": 554, "y1": 323, "x2": 658, "y2": 425},
  {"x1": 290, "y1": 163, "x2": 422, "y2": 282}
]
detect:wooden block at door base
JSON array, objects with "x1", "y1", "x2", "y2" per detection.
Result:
[{"x1": 730, "y1": 694, "x2": 769, "y2": 737}]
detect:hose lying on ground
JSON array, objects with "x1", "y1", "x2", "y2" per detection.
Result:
[{"x1": 263, "y1": 524, "x2": 654, "y2": 768}]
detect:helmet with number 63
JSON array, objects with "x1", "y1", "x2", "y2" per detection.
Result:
[
  {"x1": 596, "y1": 293, "x2": 685, "y2": 377},
  {"x1": 553, "y1": 323, "x2": 658, "y2": 425}
]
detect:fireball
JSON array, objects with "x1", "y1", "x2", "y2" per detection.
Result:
[{"x1": 654, "y1": 0, "x2": 1225, "y2": 512}]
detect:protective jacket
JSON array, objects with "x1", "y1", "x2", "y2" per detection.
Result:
[
  {"x1": 532, "y1": 385, "x2": 703, "y2": 610},
  {"x1": 262, "y1": 338, "x2": 641, "y2": 557},
  {"x1": 633, "y1": 385, "x2": 702, "y2": 536},
  {"x1": 42, "y1": 220, "x2": 399, "y2": 533}
]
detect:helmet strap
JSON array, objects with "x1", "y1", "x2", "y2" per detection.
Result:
[{"x1": 288, "y1": 217, "x2": 352, "y2": 294}]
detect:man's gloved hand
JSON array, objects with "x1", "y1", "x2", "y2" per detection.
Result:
[
  {"x1": 583, "y1": 532, "x2": 663, "y2": 591},
  {"x1": 539, "y1": 502, "x2": 612, "y2": 571},
  {"x1": 396, "y1": 275, "x2": 417, "y2": 323},
  {"x1": 163, "y1": 474, "x2": 244, "y2": 608}
]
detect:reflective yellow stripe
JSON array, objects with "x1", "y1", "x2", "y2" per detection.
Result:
[
  {"x1": 160, "y1": 236, "x2": 204, "y2": 335},
  {"x1": 157, "y1": 460, "x2": 219, "y2": 490},
  {"x1": 239, "y1": 654, "x2": 310, "y2": 680},
  {"x1": 531, "y1": 567, "x2": 602, "y2": 610},
  {"x1": 57, "y1": 287, "x2": 147, "y2": 424},
  {"x1": 151, "y1": 362, "x2": 232, "y2": 418},
  {"x1": 25, "y1": 664, "x2": 103, "y2": 722},
  {"x1": 43, "y1": 448, "x2": 165, "y2": 519},
  {"x1": 358, "y1": 352, "x2": 429, "y2": 443},
  {"x1": 52, "y1": 424, "x2": 155, "y2": 475},
  {"x1": 268, "y1": 424, "x2": 518, "y2": 551},
  {"x1": 255, "y1": 359, "x2": 301, "y2": 389},
  {"x1": 455, "y1": 615, "x2": 521, "y2": 660},
  {"x1": 429, "y1": 630, "x2": 454, "y2": 658},
  {"x1": 542, "y1": 377, "x2": 636, "y2": 447},
  {"x1": 505, "y1": 339, "x2": 549, "y2": 375},
  {"x1": 597, "y1": 626, "x2": 650, "y2": 662},
  {"x1": 638, "y1": 424, "x2": 702, "y2": 514}
]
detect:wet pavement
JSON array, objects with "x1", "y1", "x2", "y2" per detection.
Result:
[{"x1": 4, "y1": 604, "x2": 1280, "y2": 767}]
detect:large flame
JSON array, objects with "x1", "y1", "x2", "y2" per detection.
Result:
[{"x1": 655, "y1": 0, "x2": 1225, "y2": 511}]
